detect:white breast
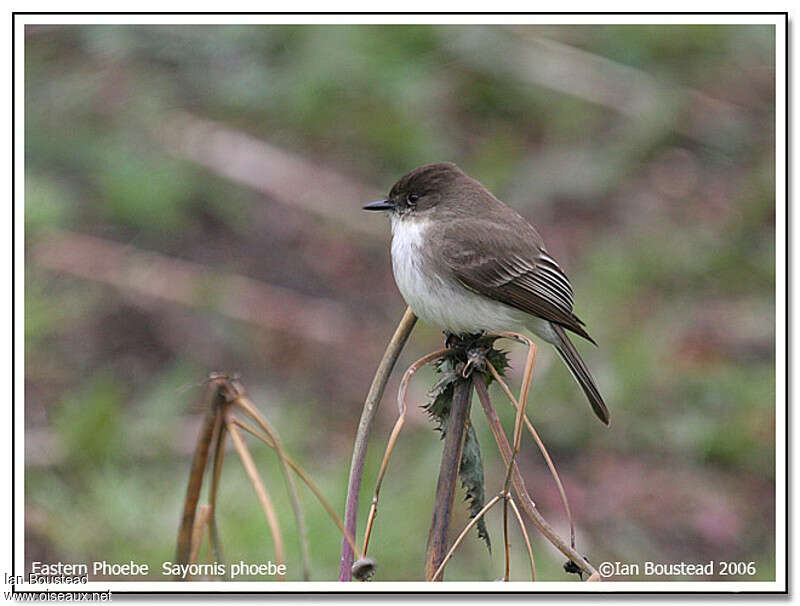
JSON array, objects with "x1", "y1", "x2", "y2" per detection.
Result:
[{"x1": 390, "y1": 217, "x2": 527, "y2": 335}]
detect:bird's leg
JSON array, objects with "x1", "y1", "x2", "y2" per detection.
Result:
[
  {"x1": 463, "y1": 344, "x2": 487, "y2": 378},
  {"x1": 442, "y1": 331, "x2": 498, "y2": 377},
  {"x1": 462, "y1": 332, "x2": 502, "y2": 378}
]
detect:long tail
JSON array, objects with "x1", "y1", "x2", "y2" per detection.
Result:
[{"x1": 551, "y1": 323, "x2": 610, "y2": 425}]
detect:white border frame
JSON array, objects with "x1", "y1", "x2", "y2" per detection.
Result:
[{"x1": 10, "y1": 12, "x2": 787, "y2": 594}]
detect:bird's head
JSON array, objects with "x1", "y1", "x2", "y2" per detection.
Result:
[{"x1": 363, "y1": 162, "x2": 474, "y2": 218}]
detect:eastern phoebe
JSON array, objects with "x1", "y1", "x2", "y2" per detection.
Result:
[{"x1": 364, "y1": 162, "x2": 609, "y2": 425}]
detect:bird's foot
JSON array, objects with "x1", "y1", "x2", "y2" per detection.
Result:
[{"x1": 442, "y1": 332, "x2": 499, "y2": 378}]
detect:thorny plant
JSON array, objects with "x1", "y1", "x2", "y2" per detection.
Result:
[
  {"x1": 177, "y1": 310, "x2": 601, "y2": 582},
  {"x1": 175, "y1": 373, "x2": 368, "y2": 582},
  {"x1": 341, "y1": 308, "x2": 602, "y2": 582}
]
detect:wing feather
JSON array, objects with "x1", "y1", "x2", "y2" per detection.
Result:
[{"x1": 440, "y1": 220, "x2": 594, "y2": 343}]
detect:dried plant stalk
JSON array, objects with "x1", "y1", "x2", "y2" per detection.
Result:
[
  {"x1": 233, "y1": 393, "x2": 311, "y2": 580},
  {"x1": 424, "y1": 377, "x2": 474, "y2": 581},
  {"x1": 208, "y1": 419, "x2": 227, "y2": 572},
  {"x1": 496, "y1": 335, "x2": 537, "y2": 581},
  {"x1": 189, "y1": 504, "x2": 212, "y2": 567},
  {"x1": 473, "y1": 378, "x2": 597, "y2": 579},
  {"x1": 224, "y1": 409, "x2": 285, "y2": 580},
  {"x1": 175, "y1": 380, "x2": 225, "y2": 565},
  {"x1": 231, "y1": 418, "x2": 361, "y2": 559},
  {"x1": 503, "y1": 494, "x2": 511, "y2": 581},
  {"x1": 429, "y1": 493, "x2": 504, "y2": 582},
  {"x1": 499, "y1": 333, "x2": 537, "y2": 493},
  {"x1": 426, "y1": 334, "x2": 539, "y2": 583},
  {"x1": 362, "y1": 348, "x2": 448, "y2": 557},
  {"x1": 178, "y1": 374, "x2": 341, "y2": 582},
  {"x1": 509, "y1": 497, "x2": 536, "y2": 581},
  {"x1": 488, "y1": 360, "x2": 576, "y2": 548},
  {"x1": 340, "y1": 307, "x2": 417, "y2": 581}
]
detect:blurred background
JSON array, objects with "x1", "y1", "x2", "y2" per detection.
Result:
[{"x1": 24, "y1": 24, "x2": 776, "y2": 582}]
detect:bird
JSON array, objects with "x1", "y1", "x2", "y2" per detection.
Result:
[{"x1": 363, "y1": 162, "x2": 609, "y2": 425}]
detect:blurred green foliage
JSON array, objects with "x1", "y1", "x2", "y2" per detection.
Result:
[{"x1": 25, "y1": 24, "x2": 776, "y2": 582}]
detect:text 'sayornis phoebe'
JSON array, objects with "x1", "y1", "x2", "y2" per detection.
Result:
[{"x1": 364, "y1": 162, "x2": 609, "y2": 425}]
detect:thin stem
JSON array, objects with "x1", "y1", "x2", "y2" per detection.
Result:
[
  {"x1": 503, "y1": 494, "x2": 511, "y2": 581},
  {"x1": 224, "y1": 409, "x2": 285, "y2": 580},
  {"x1": 175, "y1": 379, "x2": 224, "y2": 565},
  {"x1": 340, "y1": 307, "x2": 417, "y2": 581},
  {"x1": 487, "y1": 360, "x2": 576, "y2": 549},
  {"x1": 496, "y1": 336, "x2": 537, "y2": 582},
  {"x1": 429, "y1": 493, "x2": 504, "y2": 582},
  {"x1": 362, "y1": 349, "x2": 447, "y2": 557},
  {"x1": 424, "y1": 377, "x2": 473, "y2": 582},
  {"x1": 361, "y1": 415, "x2": 404, "y2": 556},
  {"x1": 208, "y1": 415, "x2": 228, "y2": 574},
  {"x1": 188, "y1": 504, "x2": 211, "y2": 567},
  {"x1": 233, "y1": 393, "x2": 311, "y2": 581},
  {"x1": 473, "y1": 378, "x2": 597, "y2": 579},
  {"x1": 509, "y1": 497, "x2": 536, "y2": 581},
  {"x1": 501, "y1": 335, "x2": 538, "y2": 494},
  {"x1": 231, "y1": 418, "x2": 361, "y2": 560}
]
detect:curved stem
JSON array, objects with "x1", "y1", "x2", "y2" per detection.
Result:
[
  {"x1": 231, "y1": 418, "x2": 361, "y2": 560},
  {"x1": 494, "y1": 333, "x2": 537, "y2": 494},
  {"x1": 362, "y1": 349, "x2": 448, "y2": 557},
  {"x1": 424, "y1": 377, "x2": 473, "y2": 581},
  {"x1": 208, "y1": 416, "x2": 228, "y2": 576},
  {"x1": 188, "y1": 504, "x2": 211, "y2": 567},
  {"x1": 509, "y1": 497, "x2": 536, "y2": 581},
  {"x1": 233, "y1": 394, "x2": 311, "y2": 581},
  {"x1": 340, "y1": 307, "x2": 417, "y2": 581},
  {"x1": 429, "y1": 493, "x2": 503, "y2": 582},
  {"x1": 503, "y1": 494, "x2": 511, "y2": 581},
  {"x1": 474, "y1": 378, "x2": 597, "y2": 579},
  {"x1": 487, "y1": 360, "x2": 576, "y2": 549},
  {"x1": 175, "y1": 379, "x2": 224, "y2": 566},
  {"x1": 224, "y1": 408, "x2": 285, "y2": 580}
]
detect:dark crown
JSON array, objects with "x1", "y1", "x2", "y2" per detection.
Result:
[{"x1": 389, "y1": 162, "x2": 465, "y2": 198}]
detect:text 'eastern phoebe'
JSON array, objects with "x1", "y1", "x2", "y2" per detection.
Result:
[{"x1": 364, "y1": 162, "x2": 609, "y2": 425}]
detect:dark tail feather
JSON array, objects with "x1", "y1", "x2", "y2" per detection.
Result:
[{"x1": 551, "y1": 324, "x2": 610, "y2": 425}]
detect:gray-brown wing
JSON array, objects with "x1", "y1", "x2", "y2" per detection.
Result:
[{"x1": 440, "y1": 221, "x2": 594, "y2": 343}]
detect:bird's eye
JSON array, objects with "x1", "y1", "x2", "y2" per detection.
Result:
[{"x1": 407, "y1": 193, "x2": 420, "y2": 206}]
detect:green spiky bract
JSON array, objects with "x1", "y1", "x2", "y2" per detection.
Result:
[{"x1": 422, "y1": 336, "x2": 510, "y2": 552}]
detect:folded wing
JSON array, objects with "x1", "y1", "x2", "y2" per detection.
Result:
[{"x1": 440, "y1": 220, "x2": 595, "y2": 344}]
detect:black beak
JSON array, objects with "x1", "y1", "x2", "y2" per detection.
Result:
[{"x1": 363, "y1": 199, "x2": 396, "y2": 211}]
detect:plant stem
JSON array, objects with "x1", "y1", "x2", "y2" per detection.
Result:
[
  {"x1": 232, "y1": 419, "x2": 360, "y2": 559},
  {"x1": 503, "y1": 494, "x2": 511, "y2": 581},
  {"x1": 473, "y1": 378, "x2": 598, "y2": 579},
  {"x1": 225, "y1": 409, "x2": 285, "y2": 580},
  {"x1": 362, "y1": 349, "x2": 447, "y2": 557},
  {"x1": 424, "y1": 377, "x2": 473, "y2": 581},
  {"x1": 509, "y1": 497, "x2": 536, "y2": 581},
  {"x1": 175, "y1": 379, "x2": 224, "y2": 565},
  {"x1": 188, "y1": 504, "x2": 212, "y2": 567},
  {"x1": 208, "y1": 415, "x2": 227, "y2": 575},
  {"x1": 339, "y1": 307, "x2": 417, "y2": 581},
  {"x1": 234, "y1": 393, "x2": 311, "y2": 581},
  {"x1": 429, "y1": 493, "x2": 503, "y2": 582},
  {"x1": 488, "y1": 360, "x2": 576, "y2": 549}
]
